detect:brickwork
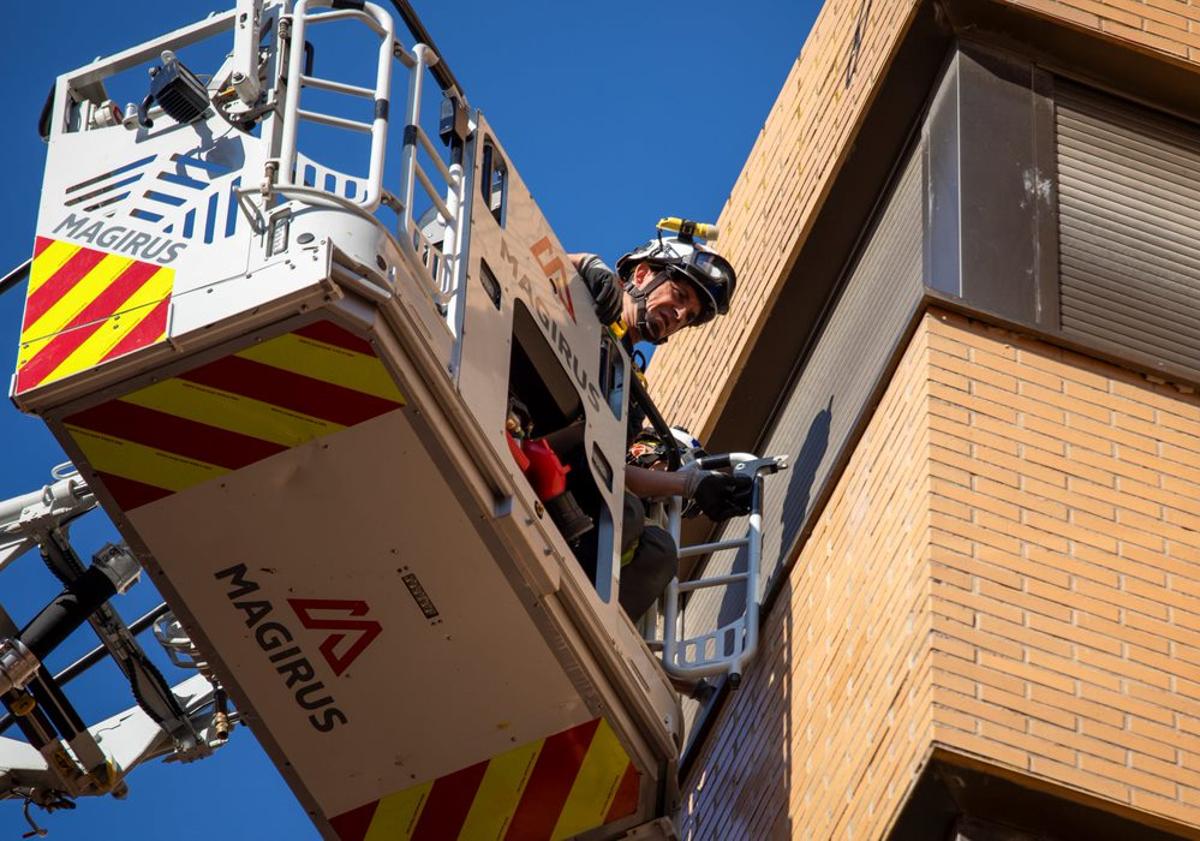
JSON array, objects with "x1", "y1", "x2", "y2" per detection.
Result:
[
  {"x1": 647, "y1": 0, "x2": 922, "y2": 439},
  {"x1": 681, "y1": 309, "x2": 1200, "y2": 837},
  {"x1": 679, "y1": 319, "x2": 935, "y2": 840},
  {"x1": 1005, "y1": 0, "x2": 1200, "y2": 61},
  {"x1": 660, "y1": 0, "x2": 1200, "y2": 831},
  {"x1": 926, "y1": 309, "x2": 1200, "y2": 829},
  {"x1": 648, "y1": 0, "x2": 1200, "y2": 439}
]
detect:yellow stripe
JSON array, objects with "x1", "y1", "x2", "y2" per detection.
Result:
[
  {"x1": 21, "y1": 252, "x2": 135, "y2": 344},
  {"x1": 40, "y1": 267, "x2": 172, "y2": 388},
  {"x1": 457, "y1": 740, "x2": 544, "y2": 841},
  {"x1": 28, "y1": 240, "x2": 82, "y2": 296},
  {"x1": 550, "y1": 720, "x2": 630, "y2": 841},
  {"x1": 363, "y1": 780, "x2": 433, "y2": 841},
  {"x1": 16, "y1": 330, "x2": 58, "y2": 371},
  {"x1": 65, "y1": 426, "x2": 228, "y2": 492},
  {"x1": 119, "y1": 378, "x2": 344, "y2": 446},
  {"x1": 235, "y1": 333, "x2": 404, "y2": 403}
]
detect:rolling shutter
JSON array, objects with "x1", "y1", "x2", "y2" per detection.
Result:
[{"x1": 1056, "y1": 82, "x2": 1200, "y2": 369}]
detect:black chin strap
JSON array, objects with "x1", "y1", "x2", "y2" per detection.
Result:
[{"x1": 623, "y1": 271, "x2": 671, "y2": 345}]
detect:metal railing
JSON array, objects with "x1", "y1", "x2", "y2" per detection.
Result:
[
  {"x1": 271, "y1": 0, "x2": 468, "y2": 317},
  {"x1": 278, "y1": 0, "x2": 397, "y2": 211},
  {"x1": 395, "y1": 44, "x2": 466, "y2": 309}
]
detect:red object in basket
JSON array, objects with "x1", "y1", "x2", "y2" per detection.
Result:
[{"x1": 520, "y1": 438, "x2": 571, "y2": 501}]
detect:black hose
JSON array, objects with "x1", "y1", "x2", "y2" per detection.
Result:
[
  {"x1": 55, "y1": 602, "x2": 172, "y2": 688},
  {"x1": 1, "y1": 691, "x2": 56, "y2": 751},
  {"x1": 25, "y1": 670, "x2": 86, "y2": 742},
  {"x1": 631, "y1": 375, "x2": 683, "y2": 470},
  {"x1": 386, "y1": 0, "x2": 466, "y2": 101},
  {"x1": 0, "y1": 258, "x2": 31, "y2": 298},
  {"x1": 0, "y1": 569, "x2": 117, "y2": 743},
  {"x1": 20, "y1": 567, "x2": 117, "y2": 663}
]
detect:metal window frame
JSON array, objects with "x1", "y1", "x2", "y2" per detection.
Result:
[{"x1": 926, "y1": 40, "x2": 1200, "y2": 390}]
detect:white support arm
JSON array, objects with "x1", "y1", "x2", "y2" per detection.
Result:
[
  {"x1": 0, "y1": 675, "x2": 226, "y2": 803},
  {"x1": 0, "y1": 466, "x2": 96, "y2": 574}
]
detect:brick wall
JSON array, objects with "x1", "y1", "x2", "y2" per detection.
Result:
[
  {"x1": 648, "y1": 0, "x2": 1200, "y2": 439},
  {"x1": 658, "y1": 0, "x2": 1200, "y2": 831},
  {"x1": 647, "y1": 0, "x2": 922, "y2": 439},
  {"x1": 1007, "y1": 0, "x2": 1200, "y2": 61},
  {"x1": 926, "y1": 309, "x2": 1200, "y2": 829},
  {"x1": 681, "y1": 309, "x2": 1200, "y2": 837},
  {"x1": 679, "y1": 317, "x2": 935, "y2": 840}
]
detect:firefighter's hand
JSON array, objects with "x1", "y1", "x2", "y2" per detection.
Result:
[{"x1": 690, "y1": 472, "x2": 753, "y2": 522}]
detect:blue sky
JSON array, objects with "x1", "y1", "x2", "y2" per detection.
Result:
[{"x1": 0, "y1": 1, "x2": 817, "y2": 837}]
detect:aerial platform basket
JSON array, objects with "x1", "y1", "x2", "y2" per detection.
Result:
[{"x1": 11, "y1": 1, "x2": 682, "y2": 838}]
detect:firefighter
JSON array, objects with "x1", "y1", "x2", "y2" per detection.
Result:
[
  {"x1": 569, "y1": 233, "x2": 751, "y2": 621},
  {"x1": 570, "y1": 230, "x2": 736, "y2": 347}
]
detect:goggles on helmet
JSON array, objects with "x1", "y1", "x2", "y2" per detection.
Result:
[
  {"x1": 655, "y1": 251, "x2": 735, "y2": 325},
  {"x1": 627, "y1": 426, "x2": 707, "y2": 469}
]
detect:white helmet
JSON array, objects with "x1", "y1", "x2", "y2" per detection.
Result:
[
  {"x1": 615, "y1": 235, "x2": 737, "y2": 345},
  {"x1": 669, "y1": 426, "x2": 705, "y2": 463}
]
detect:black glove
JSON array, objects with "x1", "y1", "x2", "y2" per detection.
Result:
[
  {"x1": 575, "y1": 254, "x2": 623, "y2": 325},
  {"x1": 690, "y1": 471, "x2": 753, "y2": 522}
]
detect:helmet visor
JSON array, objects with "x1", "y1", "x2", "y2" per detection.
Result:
[{"x1": 661, "y1": 251, "x2": 735, "y2": 324}]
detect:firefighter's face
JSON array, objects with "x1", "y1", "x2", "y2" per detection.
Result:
[{"x1": 624, "y1": 263, "x2": 703, "y2": 342}]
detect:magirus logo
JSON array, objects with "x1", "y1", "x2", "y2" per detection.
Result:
[
  {"x1": 214, "y1": 564, "x2": 353, "y2": 734},
  {"x1": 286, "y1": 598, "x2": 383, "y2": 677},
  {"x1": 52, "y1": 212, "x2": 188, "y2": 265}
]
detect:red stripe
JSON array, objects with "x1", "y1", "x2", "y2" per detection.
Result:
[
  {"x1": 17, "y1": 260, "x2": 162, "y2": 392},
  {"x1": 504, "y1": 720, "x2": 600, "y2": 841},
  {"x1": 100, "y1": 296, "x2": 170, "y2": 363},
  {"x1": 603, "y1": 763, "x2": 640, "y2": 825},
  {"x1": 328, "y1": 800, "x2": 380, "y2": 841},
  {"x1": 22, "y1": 246, "x2": 107, "y2": 331},
  {"x1": 92, "y1": 471, "x2": 174, "y2": 510},
  {"x1": 410, "y1": 760, "x2": 489, "y2": 841},
  {"x1": 66, "y1": 399, "x2": 286, "y2": 470},
  {"x1": 293, "y1": 321, "x2": 375, "y2": 356},
  {"x1": 177, "y1": 355, "x2": 401, "y2": 427},
  {"x1": 33, "y1": 236, "x2": 52, "y2": 258}
]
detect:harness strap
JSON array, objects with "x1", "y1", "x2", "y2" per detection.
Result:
[{"x1": 622, "y1": 272, "x2": 671, "y2": 346}]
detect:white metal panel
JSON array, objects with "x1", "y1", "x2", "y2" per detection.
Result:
[
  {"x1": 457, "y1": 118, "x2": 629, "y2": 604},
  {"x1": 12, "y1": 7, "x2": 680, "y2": 836},
  {"x1": 123, "y1": 407, "x2": 590, "y2": 817}
]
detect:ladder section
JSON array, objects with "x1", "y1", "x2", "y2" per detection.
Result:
[
  {"x1": 397, "y1": 45, "x2": 469, "y2": 313},
  {"x1": 659, "y1": 454, "x2": 787, "y2": 686},
  {"x1": 278, "y1": 0, "x2": 396, "y2": 211}
]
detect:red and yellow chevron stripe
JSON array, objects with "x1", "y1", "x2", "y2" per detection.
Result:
[
  {"x1": 329, "y1": 718, "x2": 641, "y2": 841},
  {"x1": 63, "y1": 320, "x2": 404, "y2": 510},
  {"x1": 16, "y1": 236, "x2": 174, "y2": 394}
]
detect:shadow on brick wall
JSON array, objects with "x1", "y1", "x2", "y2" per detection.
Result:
[
  {"x1": 713, "y1": 396, "x2": 833, "y2": 634},
  {"x1": 680, "y1": 400, "x2": 833, "y2": 839}
]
